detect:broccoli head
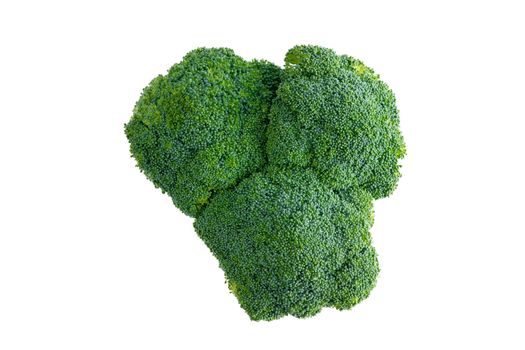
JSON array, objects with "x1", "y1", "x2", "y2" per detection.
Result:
[
  {"x1": 125, "y1": 45, "x2": 405, "y2": 320},
  {"x1": 194, "y1": 168, "x2": 378, "y2": 320},
  {"x1": 267, "y1": 45, "x2": 406, "y2": 198},
  {"x1": 125, "y1": 48, "x2": 280, "y2": 216}
]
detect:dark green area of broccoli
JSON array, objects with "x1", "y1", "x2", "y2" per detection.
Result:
[
  {"x1": 194, "y1": 168, "x2": 378, "y2": 321},
  {"x1": 125, "y1": 48, "x2": 280, "y2": 216},
  {"x1": 125, "y1": 45, "x2": 405, "y2": 321},
  {"x1": 267, "y1": 45, "x2": 406, "y2": 198}
]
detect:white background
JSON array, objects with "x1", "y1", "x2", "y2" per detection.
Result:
[{"x1": 1, "y1": 0, "x2": 524, "y2": 349}]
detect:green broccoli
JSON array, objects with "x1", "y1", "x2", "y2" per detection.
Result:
[
  {"x1": 125, "y1": 45, "x2": 405, "y2": 321},
  {"x1": 267, "y1": 45, "x2": 405, "y2": 198},
  {"x1": 194, "y1": 167, "x2": 378, "y2": 320},
  {"x1": 125, "y1": 48, "x2": 280, "y2": 216}
]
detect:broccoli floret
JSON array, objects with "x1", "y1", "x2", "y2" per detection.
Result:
[
  {"x1": 125, "y1": 48, "x2": 280, "y2": 216},
  {"x1": 125, "y1": 45, "x2": 405, "y2": 321},
  {"x1": 194, "y1": 168, "x2": 378, "y2": 321},
  {"x1": 267, "y1": 45, "x2": 406, "y2": 198}
]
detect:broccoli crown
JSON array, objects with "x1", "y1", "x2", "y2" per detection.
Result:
[
  {"x1": 267, "y1": 45, "x2": 406, "y2": 198},
  {"x1": 125, "y1": 45, "x2": 405, "y2": 321},
  {"x1": 125, "y1": 48, "x2": 280, "y2": 216},
  {"x1": 194, "y1": 168, "x2": 378, "y2": 321}
]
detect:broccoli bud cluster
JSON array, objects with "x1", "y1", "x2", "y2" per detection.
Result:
[{"x1": 125, "y1": 45, "x2": 405, "y2": 321}]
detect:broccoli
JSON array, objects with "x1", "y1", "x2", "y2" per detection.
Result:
[
  {"x1": 194, "y1": 167, "x2": 379, "y2": 320},
  {"x1": 125, "y1": 48, "x2": 280, "y2": 216},
  {"x1": 267, "y1": 45, "x2": 405, "y2": 198},
  {"x1": 125, "y1": 45, "x2": 405, "y2": 321}
]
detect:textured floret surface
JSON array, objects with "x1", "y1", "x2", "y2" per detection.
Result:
[
  {"x1": 267, "y1": 45, "x2": 405, "y2": 198},
  {"x1": 194, "y1": 168, "x2": 379, "y2": 321},
  {"x1": 125, "y1": 48, "x2": 280, "y2": 216}
]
